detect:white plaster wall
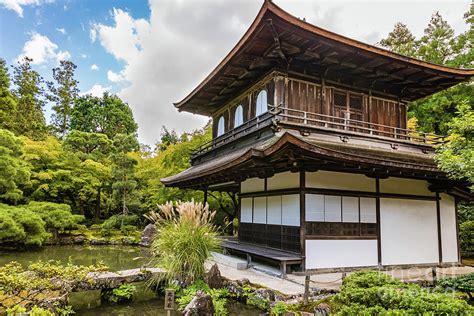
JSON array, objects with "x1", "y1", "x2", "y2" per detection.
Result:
[
  {"x1": 379, "y1": 177, "x2": 433, "y2": 196},
  {"x1": 253, "y1": 197, "x2": 267, "y2": 224},
  {"x1": 241, "y1": 198, "x2": 253, "y2": 223},
  {"x1": 267, "y1": 171, "x2": 299, "y2": 190},
  {"x1": 305, "y1": 171, "x2": 375, "y2": 192},
  {"x1": 440, "y1": 194, "x2": 459, "y2": 263},
  {"x1": 305, "y1": 240, "x2": 378, "y2": 269},
  {"x1": 380, "y1": 198, "x2": 438, "y2": 265},
  {"x1": 241, "y1": 178, "x2": 265, "y2": 193},
  {"x1": 267, "y1": 196, "x2": 282, "y2": 225},
  {"x1": 282, "y1": 194, "x2": 300, "y2": 226}
]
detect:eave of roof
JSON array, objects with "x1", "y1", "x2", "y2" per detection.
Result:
[
  {"x1": 174, "y1": 0, "x2": 474, "y2": 114},
  {"x1": 161, "y1": 132, "x2": 442, "y2": 187}
]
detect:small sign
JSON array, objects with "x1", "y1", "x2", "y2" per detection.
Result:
[{"x1": 164, "y1": 288, "x2": 175, "y2": 311}]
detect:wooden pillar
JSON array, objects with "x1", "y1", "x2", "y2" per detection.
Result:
[
  {"x1": 376, "y1": 178, "x2": 382, "y2": 267},
  {"x1": 203, "y1": 189, "x2": 208, "y2": 206},
  {"x1": 436, "y1": 192, "x2": 443, "y2": 264},
  {"x1": 300, "y1": 170, "x2": 306, "y2": 271}
]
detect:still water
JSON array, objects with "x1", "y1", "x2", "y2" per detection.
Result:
[{"x1": 0, "y1": 246, "x2": 261, "y2": 315}]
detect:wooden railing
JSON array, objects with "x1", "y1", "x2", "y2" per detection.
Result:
[
  {"x1": 191, "y1": 104, "x2": 445, "y2": 158},
  {"x1": 273, "y1": 105, "x2": 446, "y2": 145},
  {"x1": 191, "y1": 111, "x2": 274, "y2": 158}
]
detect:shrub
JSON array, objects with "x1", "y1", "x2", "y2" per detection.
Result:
[
  {"x1": 270, "y1": 301, "x2": 290, "y2": 316},
  {"x1": 460, "y1": 220, "x2": 474, "y2": 255},
  {"x1": 149, "y1": 200, "x2": 220, "y2": 284},
  {"x1": 102, "y1": 283, "x2": 136, "y2": 303},
  {"x1": 331, "y1": 270, "x2": 474, "y2": 315},
  {"x1": 0, "y1": 204, "x2": 49, "y2": 247},
  {"x1": 437, "y1": 273, "x2": 474, "y2": 300},
  {"x1": 101, "y1": 214, "x2": 138, "y2": 230},
  {"x1": 27, "y1": 201, "x2": 84, "y2": 238}
]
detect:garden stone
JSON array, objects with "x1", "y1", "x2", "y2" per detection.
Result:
[
  {"x1": 139, "y1": 224, "x2": 156, "y2": 247},
  {"x1": 254, "y1": 288, "x2": 275, "y2": 301},
  {"x1": 90, "y1": 239, "x2": 107, "y2": 245},
  {"x1": 73, "y1": 235, "x2": 86, "y2": 244},
  {"x1": 314, "y1": 303, "x2": 330, "y2": 316},
  {"x1": 205, "y1": 264, "x2": 223, "y2": 289},
  {"x1": 183, "y1": 290, "x2": 214, "y2": 316},
  {"x1": 225, "y1": 281, "x2": 244, "y2": 297},
  {"x1": 237, "y1": 278, "x2": 249, "y2": 286},
  {"x1": 299, "y1": 312, "x2": 314, "y2": 316}
]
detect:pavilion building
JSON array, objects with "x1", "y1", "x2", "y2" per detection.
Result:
[{"x1": 162, "y1": 1, "x2": 473, "y2": 276}]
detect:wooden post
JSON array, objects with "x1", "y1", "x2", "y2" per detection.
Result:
[
  {"x1": 436, "y1": 192, "x2": 443, "y2": 264},
  {"x1": 304, "y1": 275, "x2": 310, "y2": 304},
  {"x1": 432, "y1": 266, "x2": 437, "y2": 286},
  {"x1": 203, "y1": 189, "x2": 208, "y2": 205},
  {"x1": 376, "y1": 178, "x2": 382, "y2": 267}
]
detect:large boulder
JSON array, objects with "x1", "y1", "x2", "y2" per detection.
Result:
[
  {"x1": 183, "y1": 290, "x2": 214, "y2": 316},
  {"x1": 139, "y1": 224, "x2": 157, "y2": 247},
  {"x1": 205, "y1": 264, "x2": 223, "y2": 289}
]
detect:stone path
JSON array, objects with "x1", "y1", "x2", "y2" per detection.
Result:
[{"x1": 82, "y1": 268, "x2": 164, "y2": 290}]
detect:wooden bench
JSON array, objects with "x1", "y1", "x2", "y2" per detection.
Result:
[{"x1": 221, "y1": 240, "x2": 302, "y2": 278}]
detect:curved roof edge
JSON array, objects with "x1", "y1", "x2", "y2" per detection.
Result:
[{"x1": 174, "y1": 0, "x2": 474, "y2": 109}]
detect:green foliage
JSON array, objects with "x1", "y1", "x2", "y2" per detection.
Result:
[
  {"x1": 460, "y1": 221, "x2": 474, "y2": 255},
  {"x1": 436, "y1": 102, "x2": 474, "y2": 187},
  {"x1": 270, "y1": 301, "x2": 290, "y2": 316},
  {"x1": 0, "y1": 260, "x2": 107, "y2": 294},
  {"x1": 70, "y1": 93, "x2": 138, "y2": 140},
  {"x1": 176, "y1": 280, "x2": 229, "y2": 316},
  {"x1": 0, "y1": 204, "x2": 49, "y2": 246},
  {"x1": 437, "y1": 273, "x2": 474, "y2": 300},
  {"x1": 12, "y1": 57, "x2": 47, "y2": 140},
  {"x1": 331, "y1": 270, "x2": 474, "y2": 315},
  {"x1": 0, "y1": 129, "x2": 30, "y2": 203},
  {"x1": 46, "y1": 60, "x2": 79, "y2": 137},
  {"x1": 28, "y1": 306, "x2": 54, "y2": 316},
  {"x1": 0, "y1": 59, "x2": 17, "y2": 132},
  {"x1": 102, "y1": 283, "x2": 136, "y2": 303},
  {"x1": 100, "y1": 214, "x2": 138, "y2": 236},
  {"x1": 27, "y1": 201, "x2": 84, "y2": 238},
  {"x1": 6, "y1": 305, "x2": 27, "y2": 315},
  {"x1": 150, "y1": 201, "x2": 220, "y2": 284}
]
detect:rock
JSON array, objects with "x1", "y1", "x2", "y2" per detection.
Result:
[
  {"x1": 225, "y1": 281, "x2": 244, "y2": 297},
  {"x1": 205, "y1": 264, "x2": 223, "y2": 289},
  {"x1": 73, "y1": 235, "x2": 86, "y2": 244},
  {"x1": 183, "y1": 290, "x2": 214, "y2": 316},
  {"x1": 254, "y1": 288, "x2": 275, "y2": 302},
  {"x1": 139, "y1": 224, "x2": 156, "y2": 247},
  {"x1": 237, "y1": 278, "x2": 250, "y2": 286},
  {"x1": 299, "y1": 312, "x2": 314, "y2": 316},
  {"x1": 90, "y1": 239, "x2": 107, "y2": 245},
  {"x1": 314, "y1": 303, "x2": 330, "y2": 316}
]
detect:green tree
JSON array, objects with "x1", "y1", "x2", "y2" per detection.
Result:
[
  {"x1": 436, "y1": 102, "x2": 473, "y2": 187},
  {"x1": 0, "y1": 59, "x2": 17, "y2": 132},
  {"x1": 46, "y1": 60, "x2": 79, "y2": 137},
  {"x1": 418, "y1": 12, "x2": 456, "y2": 65},
  {"x1": 0, "y1": 129, "x2": 30, "y2": 204},
  {"x1": 378, "y1": 22, "x2": 417, "y2": 57},
  {"x1": 70, "y1": 93, "x2": 138, "y2": 139},
  {"x1": 12, "y1": 57, "x2": 47, "y2": 139},
  {"x1": 111, "y1": 133, "x2": 139, "y2": 217}
]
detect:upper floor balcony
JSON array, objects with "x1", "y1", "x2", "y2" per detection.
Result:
[{"x1": 191, "y1": 103, "x2": 445, "y2": 165}]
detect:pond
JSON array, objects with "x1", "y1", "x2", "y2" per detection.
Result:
[{"x1": 0, "y1": 245, "x2": 261, "y2": 315}]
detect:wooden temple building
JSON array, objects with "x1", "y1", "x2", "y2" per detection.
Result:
[{"x1": 162, "y1": 1, "x2": 474, "y2": 275}]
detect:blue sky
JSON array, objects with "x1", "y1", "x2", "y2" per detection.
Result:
[{"x1": 0, "y1": 0, "x2": 471, "y2": 145}]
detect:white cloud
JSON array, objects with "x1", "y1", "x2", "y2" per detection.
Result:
[
  {"x1": 56, "y1": 27, "x2": 66, "y2": 34},
  {"x1": 81, "y1": 84, "x2": 110, "y2": 97},
  {"x1": 107, "y1": 70, "x2": 125, "y2": 83},
  {"x1": 81, "y1": 53, "x2": 87, "y2": 59},
  {"x1": 0, "y1": 0, "x2": 53, "y2": 17},
  {"x1": 90, "y1": 64, "x2": 99, "y2": 71},
  {"x1": 17, "y1": 32, "x2": 71, "y2": 65}
]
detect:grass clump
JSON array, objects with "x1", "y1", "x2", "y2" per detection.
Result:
[{"x1": 147, "y1": 200, "x2": 221, "y2": 284}]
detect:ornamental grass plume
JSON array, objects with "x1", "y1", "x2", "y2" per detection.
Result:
[{"x1": 146, "y1": 200, "x2": 220, "y2": 285}]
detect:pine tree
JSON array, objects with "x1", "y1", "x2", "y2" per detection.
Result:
[
  {"x1": 378, "y1": 22, "x2": 417, "y2": 57},
  {"x1": 418, "y1": 12, "x2": 456, "y2": 65},
  {"x1": 12, "y1": 57, "x2": 47, "y2": 140},
  {"x1": 0, "y1": 59, "x2": 17, "y2": 132},
  {"x1": 47, "y1": 60, "x2": 79, "y2": 137}
]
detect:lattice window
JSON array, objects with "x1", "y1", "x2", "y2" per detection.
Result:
[
  {"x1": 349, "y1": 95, "x2": 363, "y2": 110},
  {"x1": 334, "y1": 91, "x2": 346, "y2": 108}
]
